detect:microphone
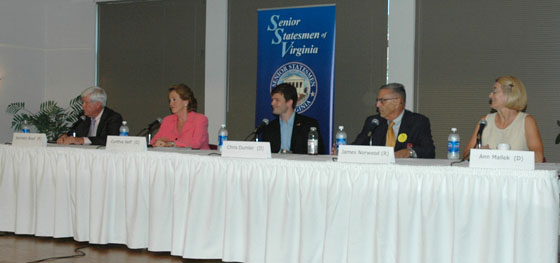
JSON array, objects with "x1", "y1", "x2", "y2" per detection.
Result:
[
  {"x1": 253, "y1": 118, "x2": 269, "y2": 134},
  {"x1": 366, "y1": 118, "x2": 380, "y2": 137},
  {"x1": 147, "y1": 117, "x2": 162, "y2": 130},
  {"x1": 458, "y1": 119, "x2": 488, "y2": 163},
  {"x1": 69, "y1": 115, "x2": 86, "y2": 137},
  {"x1": 367, "y1": 118, "x2": 380, "y2": 146},
  {"x1": 475, "y1": 119, "x2": 487, "y2": 149},
  {"x1": 245, "y1": 118, "x2": 269, "y2": 141},
  {"x1": 136, "y1": 118, "x2": 162, "y2": 136}
]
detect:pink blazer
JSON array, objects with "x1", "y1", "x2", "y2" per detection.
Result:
[{"x1": 150, "y1": 111, "x2": 210, "y2": 149}]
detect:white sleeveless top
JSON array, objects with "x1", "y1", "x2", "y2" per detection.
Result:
[{"x1": 482, "y1": 112, "x2": 528, "y2": 150}]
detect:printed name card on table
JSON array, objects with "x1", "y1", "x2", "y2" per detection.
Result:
[
  {"x1": 469, "y1": 149, "x2": 534, "y2": 170},
  {"x1": 12, "y1": 133, "x2": 47, "y2": 147},
  {"x1": 221, "y1": 141, "x2": 271, "y2": 159},
  {"x1": 105, "y1": 136, "x2": 147, "y2": 152},
  {"x1": 337, "y1": 145, "x2": 395, "y2": 164}
]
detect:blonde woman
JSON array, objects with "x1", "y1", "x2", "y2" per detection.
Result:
[{"x1": 464, "y1": 76, "x2": 544, "y2": 162}]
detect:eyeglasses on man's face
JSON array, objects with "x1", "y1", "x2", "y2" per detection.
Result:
[{"x1": 376, "y1": 97, "x2": 399, "y2": 104}]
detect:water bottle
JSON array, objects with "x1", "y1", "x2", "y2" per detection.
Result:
[
  {"x1": 335, "y1": 126, "x2": 347, "y2": 154},
  {"x1": 218, "y1": 124, "x2": 228, "y2": 152},
  {"x1": 407, "y1": 143, "x2": 417, "y2": 158},
  {"x1": 307, "y1": 127, "x2": 319, "y2": 155},
  {"x1": 447, "y1": 127, "x2": 460, "y2": 160},
  {"x1": 119, "y1": 121, "x2": 129, "y2": 136},
  {"x1": 21, "y1": 120, "x2": 31, "y2": 133}
]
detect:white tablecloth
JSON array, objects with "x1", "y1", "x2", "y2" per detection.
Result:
[{"x1": 0, "y1": 144, "x2": 558, "y2": 263}]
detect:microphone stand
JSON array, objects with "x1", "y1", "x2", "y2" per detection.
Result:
[
  {"x1": 244, "y1": 126, "x2": 264, "y2": 141},
  {"x1": 136, "y1": 123, "x2": 160, "y2": 146},
  {"x1": 366, "y1": 119, "x2": 380, "y2": 146},
  {"x1": 475, "y1": 120, "x2": 487, "y2": 149},
  {"x1": 475, "y1": 127, "x2": 485, "y2": 149},
  {"x1": 146, "y1": 123, "x2": 160, "y2": 145},
  {"x1": 458, "y1": 125, "x2": 485, "y2": 165},
  {"x1": 68, "y1": 115, "x2": 85, "y2": 137},
  {"x1": 246, "y1": 119, "x2": 269, "y2": 141},
  {"x1": 475, "y1": 128, "x2": 485, "y2": 149},
  {"x1": 367, "y1": 125, "x2": 378, "y2": 146},
  {"x1": 244, "y1": 132, "x2": 258, "y2": 141},
  {"x1": 135, "y1": 128, "x2": 148, "y2": 136}
]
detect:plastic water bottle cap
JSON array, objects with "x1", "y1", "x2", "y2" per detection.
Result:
[
  {"x1": 122, "y1": 121, "x2": 127, "y2": 125},
  {"x1": 497, "y1": 143, "x2": 511, "y2": 150},
  {"x1": 338, "y1": 126, "x2": 344, "y2": 130},
  {"x1": 451, "y1": 127, "x2": 457, "y2": 132},
  {"x1": 221, "y1": 124, "x2": 226, "y2": 128}
]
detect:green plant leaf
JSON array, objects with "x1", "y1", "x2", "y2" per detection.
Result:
[
  {"x1": 69, "y1": 95, "x2": 82, "y2": 109},
  {"x1": 556, "y1": 134, "x2": 560, "y2": 144},
  {"x1": 64, "y1": 112, "x2": 78, "y2": 124},
  {"x1": 40, "y1": 100, "x2": 56, "y2": 113},
  {"x1": 6, "y1": 102, "x2": 25, "y2": 114},
  {"x1": 39, "y1": 101, "x2": 62, "y2": 119},
  {"x1": 8, "y1": 95, "x2": 82, "y2": 140}
]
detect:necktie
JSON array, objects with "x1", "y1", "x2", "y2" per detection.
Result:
[
  {"x1": 386, "y1": 121, "x2": 395, "y2": 147},
  {"x1": 88, "y1": 118, "x2": 96, "y2": 137}
]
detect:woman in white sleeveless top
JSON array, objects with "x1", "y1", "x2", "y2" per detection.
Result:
[{"x1": 463, "y1": 76, "x2": 544, "y2": 162}]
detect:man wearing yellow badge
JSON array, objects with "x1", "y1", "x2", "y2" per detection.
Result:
[{"x1": 351, "y1": 83, "x2": 435, "y2": 158}]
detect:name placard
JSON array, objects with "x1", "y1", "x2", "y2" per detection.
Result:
[
  {"x1": 221, "y1": 141, "x2": 271, "y2": 159},
  {"x1": 105, "y1": 136, "x2": 147, "y2": 152},
  {"x1": 337, "y1": 145, "x2": 395, "y2": 164},
  {"x1": 11, "y1": 133, "x2": 47, "y2": 147},
  {"x1": 469, "y1": 149, "x2": 534, "y2": 170}
]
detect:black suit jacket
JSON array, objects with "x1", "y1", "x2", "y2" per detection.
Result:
[
  {"x1": 261, "y1": 113, "x2": 325, "y2": 154},
  {"x1": 67, "y1": 107, "x2": 123, "y2": 146},
  {"x1": 352, "y1": 110, "x2": 435, "y2": 158}
]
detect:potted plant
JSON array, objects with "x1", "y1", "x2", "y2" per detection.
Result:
[{"x1": 6, "y1": 96, "x2": 82, "y2": 141}]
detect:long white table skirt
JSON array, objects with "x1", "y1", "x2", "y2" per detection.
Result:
[{"x1": 0, "y1": 145, "x2": 558, "y2": 263}]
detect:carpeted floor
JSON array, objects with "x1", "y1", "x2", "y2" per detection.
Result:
[{"x1": 0, "y1": 232, "x2": 234, "y2": 263}]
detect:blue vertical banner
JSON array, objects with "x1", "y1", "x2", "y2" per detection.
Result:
[{"x1": 256, "y1": 4, "x2": 336, "y2": 154}]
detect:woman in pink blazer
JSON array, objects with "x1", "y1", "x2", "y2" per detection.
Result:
[{"x1": 151, "y1": 84, "x2": 210, "y2": 149}]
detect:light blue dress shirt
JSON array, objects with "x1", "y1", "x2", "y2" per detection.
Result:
[{"x1": 279, "y1": 112, "x2": 295, "y2": 152}]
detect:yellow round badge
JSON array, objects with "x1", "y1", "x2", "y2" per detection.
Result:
[{"x1": 398, "y1": 133, "x2": 408, "y2": 143}]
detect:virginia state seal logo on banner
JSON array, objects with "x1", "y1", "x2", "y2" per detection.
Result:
[{"x1": 270, "y1": 62, "x2": 318, "y2": 113}]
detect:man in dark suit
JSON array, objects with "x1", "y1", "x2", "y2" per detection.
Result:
[
  {"x1": 261, "y1": 83, "x2": 325, "y2": 154},
  {"x1": 352, "y1": 83, "x2": 435, "y2": 158},
  {"x1": 56, "y1": 86, "x2": 123, "y2": 146}
]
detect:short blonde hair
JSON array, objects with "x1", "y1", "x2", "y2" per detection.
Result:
[{"x1": 495, "y1": 76, "x2": 527, "y2": 111}]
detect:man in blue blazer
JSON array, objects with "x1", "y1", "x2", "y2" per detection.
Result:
[
  {"x1": 352, "y1": 83, "x2": 435, "y2": 158},
  {"x1": 57, "y1": 86, "x2": 123, "y2": 146},
  {"x1": 261, "y1": 83, "x2": 325, "y2": 154}
]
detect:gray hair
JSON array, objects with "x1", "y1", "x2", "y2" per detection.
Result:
[
  {"x1": 81, "y1": 86, "x2": 107, "y2": 107},
  {"x1": 379, "y1": 83, "x2": 406, "y2": 103}
]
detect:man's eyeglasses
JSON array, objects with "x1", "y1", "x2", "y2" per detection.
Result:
[{"x1": 376, "y1": 98, "x2": 398, "y2": 104}]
